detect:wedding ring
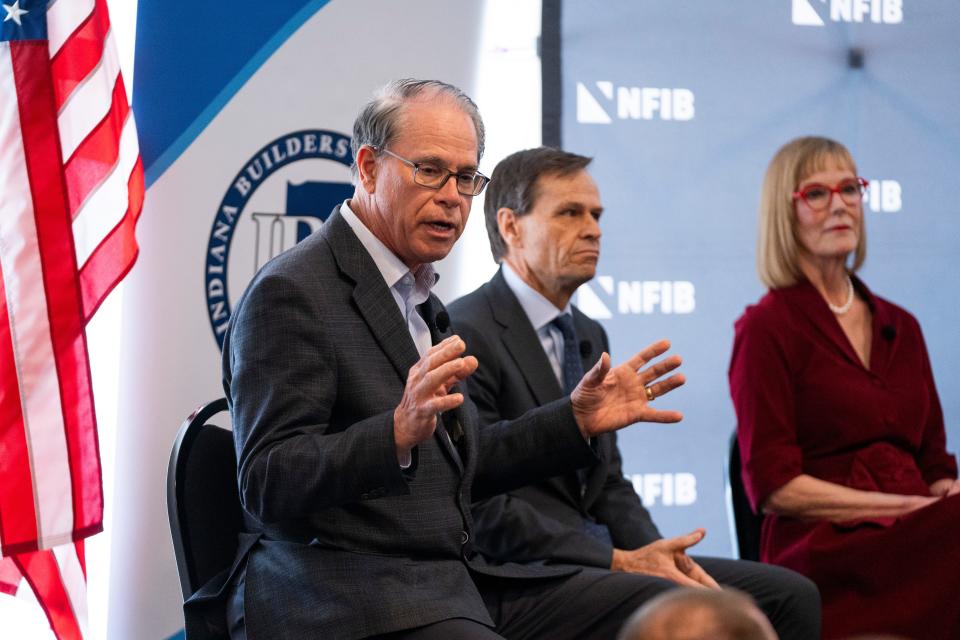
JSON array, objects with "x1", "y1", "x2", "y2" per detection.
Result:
[{"x1": 645, "y1": 386, "x2": 655, "y2": 402}]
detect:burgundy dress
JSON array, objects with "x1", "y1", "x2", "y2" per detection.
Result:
[{"x1": 729, "y1": 277, "x2": 960, "y2": 640}]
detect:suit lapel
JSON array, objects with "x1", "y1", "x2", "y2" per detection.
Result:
[
  {"x1": 322, "y1": 208, "x2": 420, "y2": 381},
  {"x1": 488, "y1": 270, "x2": 591, "y2": 501},
  {"x1": 322, "y1": 208, "x2": 469, "y2": 478},
  {"x1": 572, "y1": 308, "x2": 609, "y2": 505},
  {"x1": 487, "y1": 270, "x2": 565, "y2": 405},
  {"x1": 581, "y1": 433, "x2": 613, "y2": 506},
  {"x1": 417, "y1": 295, "x2": 468, "y2": 472}
]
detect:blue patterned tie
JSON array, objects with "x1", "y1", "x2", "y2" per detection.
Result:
[{"x1": 551, "y1": 314, "x2": 584, "y2": 395}]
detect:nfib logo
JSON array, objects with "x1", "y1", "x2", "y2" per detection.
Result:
[
  {"x1": 629, "y1": 472, "x2": 697, "y2": 507},
  {"x1": 576, "y1": 276, "x2": 696, "y2": 319},
  {"x1": 792, "y1": 0, "x2": 903, "y2": 26},
  {"x1": 865, "y1": 179, "x2": 902, "y2": 213},
  {"x1": 577, "y1": 81, "x2": 695, "y2": 124}
]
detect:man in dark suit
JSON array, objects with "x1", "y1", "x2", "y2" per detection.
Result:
[
  {"x1": 220, "y1": 81, "x2": 691, "y2": 640},
  {"x1": 447, "y1": 147, "x2": 821, "y2": 640}
]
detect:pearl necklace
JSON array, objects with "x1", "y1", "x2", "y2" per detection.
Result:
[{"x1": 828, "y1": 275, "x2": 855, "y2": 315}]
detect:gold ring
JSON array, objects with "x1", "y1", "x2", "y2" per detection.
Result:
[{"x1": 645, "y1": 386, "x2": 655, "y2": 402}]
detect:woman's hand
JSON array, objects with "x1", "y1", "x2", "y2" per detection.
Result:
[
  {"x1": 763, "y1": 474, "x2": 942, "y2": 523},
  {"x1": 929, "y1": 478, "x2": 960, "y2": 498}
]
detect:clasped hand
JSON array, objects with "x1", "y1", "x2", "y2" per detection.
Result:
[
  {"x1": 929, "y1": 478, "x2": 960, "y2": 498},
  {"x1": 611, "y1": 528, "x2": 720, "y2": 590}
]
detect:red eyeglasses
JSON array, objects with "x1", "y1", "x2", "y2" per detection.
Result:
[{"x1": 793, "y1": 177, "x2": 869, "y2": 211}]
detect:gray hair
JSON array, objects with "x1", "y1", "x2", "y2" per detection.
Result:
[
  {"x1": 483, "y1": 146, "x2": 592, "y2": 262},
  {"x1": 350, "y1": 79, "x2": 485, "y2": 179}
]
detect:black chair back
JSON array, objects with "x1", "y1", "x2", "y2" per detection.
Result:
[
  {"x1": 726, "y1": 431, "x2": 764, "y2": 562},
  {"x1": 167, "y1": 398, "x2": 242, "y2": 599}
]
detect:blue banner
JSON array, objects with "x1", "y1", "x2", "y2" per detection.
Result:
[{"x1": 556, "y1": 0, "x2": 960, "y2": 555}]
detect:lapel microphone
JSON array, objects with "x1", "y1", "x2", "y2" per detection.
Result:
[
  {"x1": 579, "y1": 341, "x2": 592, "y2": 358},
  {"x1": 881, "y1": 325, "x2": 896, "y2": 342},
  {"x1": 435, "y1": 310, "x2": 450, "y2": 334}
]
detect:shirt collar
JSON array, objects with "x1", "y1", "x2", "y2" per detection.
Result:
[
  {"x1": 501, "y1": 262, "x2": 571, "y2": 331},
  {"x1": 340, "y1": 199, "x2": 437, "y2": 294}
]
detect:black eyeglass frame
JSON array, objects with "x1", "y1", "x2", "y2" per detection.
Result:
[{"x1": 373, "y1": 146, "x2": 490, "y2": 196}]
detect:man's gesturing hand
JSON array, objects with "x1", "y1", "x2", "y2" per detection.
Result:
[
  {"x1": 610, "y1": 529, "x2": 720, "y2": 590},
  {"x1": 571, "y1": 339, "x2": 685, "y2": 438},
  {"x1": 394, "y1": 336, "x2": 478, "y2": 460}
]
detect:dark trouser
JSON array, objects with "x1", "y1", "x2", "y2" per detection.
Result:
[
  {"x1": 234, "y1": 557, "x2": 820, "y2": 640},
  {"x1": 367, "y1": 559, "x2": 820, "y2": 640},
  {"x1": 368, "y1": 567, "x2": 666, "y2": 640}
]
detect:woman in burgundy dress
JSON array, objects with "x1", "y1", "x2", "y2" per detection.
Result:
[{"x1": 729, "y1": 136, "x2": 960, "y2": 639}]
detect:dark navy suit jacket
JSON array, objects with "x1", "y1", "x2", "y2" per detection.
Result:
[{"x1": 448, "y1": 268, "x2": 662, "y2": 571}]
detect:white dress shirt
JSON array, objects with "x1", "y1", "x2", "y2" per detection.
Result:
[{"x1": 340, "y1": 200, "x2": 436, "y2": 358}]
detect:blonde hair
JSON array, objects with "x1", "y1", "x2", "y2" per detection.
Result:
[{"x1": 757, "y1": 136, "x2": 867, "y2": 289}]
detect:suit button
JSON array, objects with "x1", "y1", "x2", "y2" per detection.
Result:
[{"x1": 460, "y1": 531, "x2": 469, "y2": 545}]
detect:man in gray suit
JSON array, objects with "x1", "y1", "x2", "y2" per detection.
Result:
[
  {"x1": 447, "y1": 147, "x2": 821, "y2": 640},
  {"x1": 221, "y1": 81, "x2": 690, "y2": 639}
]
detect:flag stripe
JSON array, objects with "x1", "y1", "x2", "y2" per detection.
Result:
[
  {"x1": 17, "y1": 36, "x2": 106, "y2": 541},
  {"x1": 80, "y1": 156, "x2": 144, "y2": 320},
  {"x1": 0, "y1": 42, "x2": 71, "y2": 552},
  {"x1": 64, "y1": 74, "x2": 129, "y2": 215},
  {"x1": 50, "y1": 0, "x2": 110, "y2": 112},
  {"x1": 47, "y1": 0, "x2": 96, "y2": 58},
  {"x1": 0, "y1": 269, "x2": 39, "y2": 554},
  {"x1": 0, "y1": 555, "x2": 22, "y2": 595},
  {"x1": 53, "y1": 542, "x2": 89, "y2": 636},
  {"x1": 14, "y1": 548, "x2": 84, "y2": 640},
  {"x1": 10, "y1": 40, "x2": 100, "y2": 550},
  {"x1": 74, "y1": 112, "x2": 140, "y2": 268},
  {"x1": 74, "y1": 538, "x2": 86, "y2": 579},
  {"x1": 57, "y1": 30, "x2": 121, "y2": 163},
  {"x1": 0, "y1": 44, "x2": 42, "y2": 556}
]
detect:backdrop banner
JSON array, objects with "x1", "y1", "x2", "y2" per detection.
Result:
[
  {"x1": 122, "y1": 1, "x2": 484, "y2": 637},
  {"x1": 550, "y1": 0, "x2": 960, "y2": 556}
]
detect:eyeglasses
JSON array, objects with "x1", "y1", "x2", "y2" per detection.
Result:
[
  {"x1": 792, "y1": 177, "x2": 869, "y2": 211},
  {"x1": 376, "y1": 147, "x2": 490, "y2": 196}
]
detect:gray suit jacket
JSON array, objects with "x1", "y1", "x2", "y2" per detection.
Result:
[
  {"x1": 448, "y1": 269, "x2": 662, "y2": 571},
  {"x1": 220, "y1": 208, "x2": 597, "y2": 639}
]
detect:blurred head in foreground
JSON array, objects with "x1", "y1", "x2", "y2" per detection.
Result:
[{"x1": 617, "y1": 588, "x2": 778, "y2": 640}]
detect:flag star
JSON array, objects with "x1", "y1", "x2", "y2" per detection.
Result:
[{"x1": 3, "y1": 1, "x2": 28, "y2": 26}]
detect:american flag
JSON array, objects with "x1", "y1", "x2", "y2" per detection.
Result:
[{"x1": 1, "y1": 0, "x2": 143, "y2": 636}]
